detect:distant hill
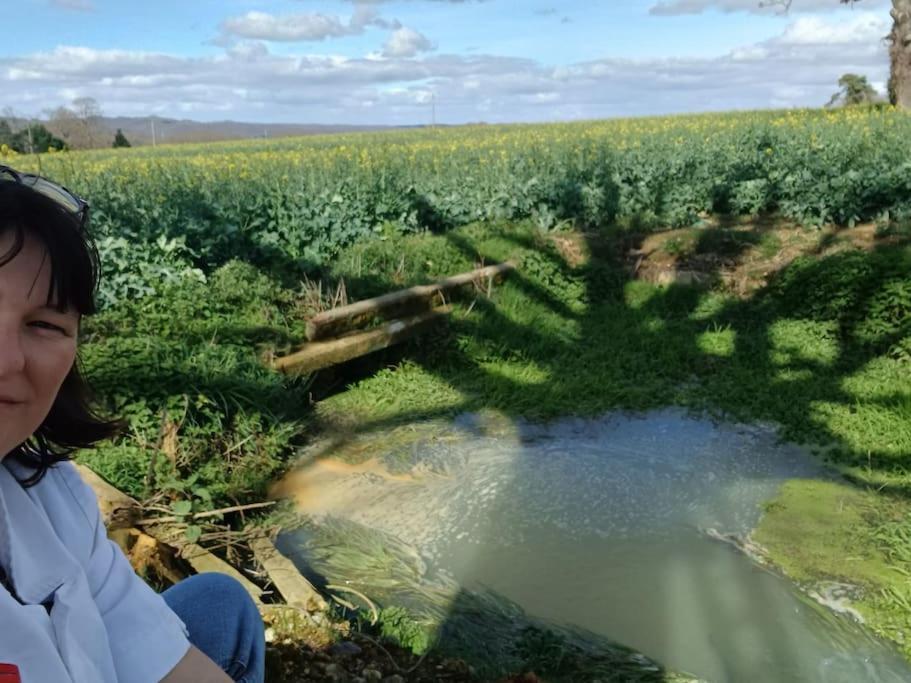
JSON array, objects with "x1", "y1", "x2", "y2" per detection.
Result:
[
  {"x1": 100, "y1": 116, "x2": 402, "y2": 146},
  {"x1": 4, "y1": 115, "x2": 406, "y2": 148}
]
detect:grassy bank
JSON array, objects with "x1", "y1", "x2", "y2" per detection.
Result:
[
  {"x1": 317, "y1": 219, "x2": 911, "y2": 462},
  {"x1": 312, "y1": 217, "x2": 911, "y2": 660},
  {"x1": 75, "y1": 215, "x2": 911, "y2": 674}
]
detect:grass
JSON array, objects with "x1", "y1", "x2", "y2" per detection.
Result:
[
  {"x1": 309, "y1": 218, "x2": 911, "y2": 664},
  {"x1": 79, "y1": 215, "x2": 911, "y2": 675},
  {"x1": 754, "y1": 479, "x2": 911, "y2": 655},
  {"x1": 317, "y1": 220, "x2": 911, "y2": 465}
]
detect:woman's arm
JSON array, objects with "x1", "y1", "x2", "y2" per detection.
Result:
[{"x1": 161, "y1": 645, "x2": 232, "y2": 683}]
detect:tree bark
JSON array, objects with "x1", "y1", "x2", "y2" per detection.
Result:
[{"x1": 890, "y1": 0, "x2": 911, "y2": 108}]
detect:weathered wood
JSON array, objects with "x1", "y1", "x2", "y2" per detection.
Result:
[
  {"x1": 144, "y1": 523, "x2": 265, "y2": 602},
  {"x1": 249, "y1": 533, "x2": 328, "y2": 612},
  {"x1": 276, "y1": 305, "x2": 452, "y2": 375},
  {"x1": 74, "y1": 464, "x2": 264, "y2": 602},
  {"x1": 108, "y1": 527, "x2": 188, "y2": 586},
  {"x1": 305, "y1": 261, "x2": 514, "y2": 341},
  {"x1": 74, "y1": 463, "x2": 141, "y2": 530}
]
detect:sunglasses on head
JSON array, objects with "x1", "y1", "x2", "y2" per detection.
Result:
[{"x1": 0, "y1": 165, "x2": 89, "y2": 230}]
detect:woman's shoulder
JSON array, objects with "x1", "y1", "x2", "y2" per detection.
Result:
[
  {"x1": 35, "y1": 460, "x2": 98, "y2": 529},
  {"x1": 0, "y1": 458, "x2": 100, "y2": 584},
  {"x1": 7, "y1": 460, "x2": 101, "y2": 558}
]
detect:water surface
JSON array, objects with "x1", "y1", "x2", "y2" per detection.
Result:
[{"x1": 277, "y1": 410, "x2": 911, "y2": 682}]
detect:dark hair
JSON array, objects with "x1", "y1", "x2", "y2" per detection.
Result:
[{"x1": 0, "y1": 180, "x2": 122, "y2": 486}]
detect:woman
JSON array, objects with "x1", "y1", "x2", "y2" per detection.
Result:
[{"x1": 0, "y1": 165, "x2": 265, "y2": 683}]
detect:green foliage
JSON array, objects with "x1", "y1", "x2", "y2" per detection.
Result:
[
  {"x1": 373, "y1": 606, "x2": 434, "y2": 655},
  {"x1": 513, "y1": 627, "x2": 574, "y2": 676},
  {"x1": 1, "y1": 123, "x2": 66, "y2": 153},
  {"x1": 321, "y1": 221, "x2": 911, "y2": 471},
  {"x1": 94, "y1": 233, "x2": 206, "y2": 308},
  {"x1": 754, "y1": 479, "x2": 911, "y2": 660},
  {"x1": 77, "y1": 261, "x2": 309, "y2": 510},
  {"x1": 828, "y1": 74, "x2": 881, "y2": 108},
  {"x1": 765, "y1": 245, "x2": 911, "y2": 358},
  {"x1": 856, "y1": 279, "x2": 911, "y2": 348},
  {"x1": 0, "y1": 120, "x2": 12, "y2": 149},
  {"x1": 766, "y1": 251, "x2": 879, "y2": 324},
  {"x1": 112, "y1": 128, "x2": 131, "y2": 148},
  {"x1": 14, "y1": 108, "x2": 911, "y2": 308}
]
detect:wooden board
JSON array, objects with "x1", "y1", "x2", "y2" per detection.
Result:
[
  {"x1": 74, "y1": 463, "x2": 140, "y2": 529},
  {"x1": 249, "y1": 534, "x2": 327, "y2": 612},
  {"x1": 305, "y1": 261, "x2": 514, "y2": 341},
  {"x1": 74, "y1": 464, "x2": 264, "y2": 602},
  {"x1": 144, "y1": 523, "x2": 265, "y2": 602},
  {"x1": 275, "y1": 305, "x2": 452, "y2": 376}
]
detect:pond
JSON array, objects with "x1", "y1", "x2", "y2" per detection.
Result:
[{"x1": 275, "y1": 409, "x2": 911, "y2": 682}]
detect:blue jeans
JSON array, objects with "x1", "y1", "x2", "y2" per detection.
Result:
[{"x1": 162, "y1": 573, "x2": 266, "y2": 683}]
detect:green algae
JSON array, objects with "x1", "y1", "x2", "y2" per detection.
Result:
[{"x1": 755, "y1": 478, "x2": 911, "y2": 657}]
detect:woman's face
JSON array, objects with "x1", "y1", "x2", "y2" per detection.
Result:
[{"x1": 0, "y1": 231, "x2": 79, "y2": 458}]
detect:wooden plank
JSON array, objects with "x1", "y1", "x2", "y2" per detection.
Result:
[
  {"x1": 306, "y1": 261, "x2": 514, "y2": 341},
  {"x1": 144, "y1": 523, "x2": 265, "y2": 602},
  {"x1": 275, "y1": 305, "x2": 452, "y2": 376},
  {"x1": 74, "y1": 463, "x2": 140, "y2": 529},
  {"x1": 108, "y1": 527, "x2": 188, "y2": 586},
  {"x1": 74, "y1": 464, "x2": 264, "y2": 603},
  {"x1": 249, "y1": 534, "x2": 327, "y2": 612}
]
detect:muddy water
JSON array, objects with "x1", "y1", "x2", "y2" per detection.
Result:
[{"x1": 276, "y1": 410, "x2": 911, "y2": 682}]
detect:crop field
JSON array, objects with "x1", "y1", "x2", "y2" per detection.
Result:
[
  {"x1": 5, "y1": 106, "x2": 911, "y2": 308},
  {"x1": 5, "y1": 107, "x2": 911, "y2": 678}
]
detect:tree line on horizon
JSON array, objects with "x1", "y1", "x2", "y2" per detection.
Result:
[
  {"x1": 0, "y1": 69, "x2": 900, "y2": 156},
  {"x1": 1, "y1": 97, "x2": 130, "y2": 153}
]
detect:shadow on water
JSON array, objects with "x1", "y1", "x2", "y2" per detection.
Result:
[
  {"x1": 273, "y1": 211, "x2": 911, "y2": 681},
  {"x1": 277, "y1": 408, "x2": 910, "y2": 682}
]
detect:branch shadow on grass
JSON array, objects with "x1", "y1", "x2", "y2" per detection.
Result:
[
  {"x1": 85, "y1": 186, "x2": 911, "y2": 680},
  {"x1": 276, "y1": 206, "x2": 911, "y2": 680}
]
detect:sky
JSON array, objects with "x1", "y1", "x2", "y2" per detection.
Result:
[{"x1": 2, "y1": 0, "x2": 895, "y2": 125}]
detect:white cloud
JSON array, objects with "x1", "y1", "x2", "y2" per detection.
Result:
[
  {"x1": 3, "y1": 11, "x2": 889, "y2": 125},
  {"x1": 382, "y1": 27, "x2": 435, "y2": 57},
  {"x1": 649, "y1": 0, "x2": 888, "y2": 14},
  {"x1": 778, "y1": 12, "x2": 889, "y2": 44},
  {"x1": 218, "y1": 6, "x2": 403, "y2": 45},
  {"x1": 221, "y1": 11, "x2": 361, "y2": 42},
  {"x1": 226, "y1": 41, "x2": 271, "y2": 61}
]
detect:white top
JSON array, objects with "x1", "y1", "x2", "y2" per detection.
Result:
[{"x1": 0, "y1": 458, "x2": 191, "y2": 682}]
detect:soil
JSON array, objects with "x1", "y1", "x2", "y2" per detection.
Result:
[
  {"x1": 264, "y1": 631, "x2": 541, "y2": 682},
  {"x1": 626, "y1": 218, "x2": 905, "y2": 296},
  {"x1": 265, "y1": 636, "x2": 480, "y2": 683}
]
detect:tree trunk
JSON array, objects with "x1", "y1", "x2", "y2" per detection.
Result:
[{"x1": 890, "y1": 0, "x2": 911, "y2": 108}]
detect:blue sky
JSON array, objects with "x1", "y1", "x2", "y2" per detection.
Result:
[{"x1": 3, "y1": 0, "x2": 894, "y2": 124}]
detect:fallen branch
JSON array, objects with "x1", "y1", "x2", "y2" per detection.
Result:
[
  {"x1": 145, "y1": 523, "x2": 265, "y2": 603},
  {"x1": 325, "y1": 583, "x2": 379, "y2": 625},
  {"x1": 74, "y1": 464, "x2": 141, "y2": 530},
  {"x1": 108, "y1": 527, "x2": 188, "y2": 586},
  {"x1": 305, "y1": 261, "x2": 515, "y2": 341},
  {"x1": 135, "y1": 500, "x2": 277, "y2": 526},
  {"x1": 275, "y1": 305, "x2": 452, "y2": 376},
  {"x1": 74, "y1": 464, "x2": 265, "y2": 603}
]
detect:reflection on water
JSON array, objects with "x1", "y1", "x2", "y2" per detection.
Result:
[{"x1": 276, "y1": 410, "x2": 911, "y2": 682}]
